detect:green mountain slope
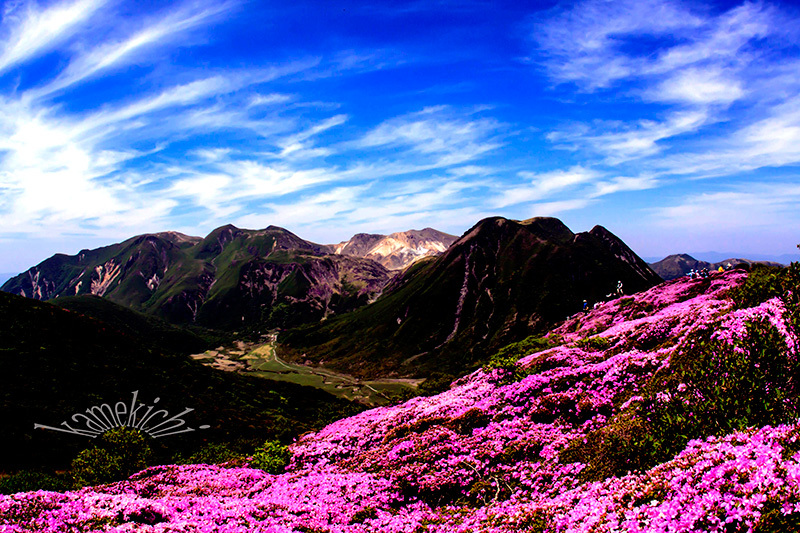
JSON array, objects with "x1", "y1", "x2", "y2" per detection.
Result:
[
  {"x1": 1, "y1": 226, "x2": 391, "y2": 331},
  {"x1": 0, "y1": 291, "x2": 358, "y2": 472},
  {"x1": 52, "y1": 294, "x2": 222, "y2": 355},
  {"x1": 279, "y1": 217, "x2": 662, "y2": 377}
]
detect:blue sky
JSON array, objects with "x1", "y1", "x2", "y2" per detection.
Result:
[{"x1": 1, "y1": 0, "x2": 799, "y2": 273}]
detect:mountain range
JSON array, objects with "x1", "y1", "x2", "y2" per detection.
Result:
[
  {"x1": 649, "y1": 253, "x2": 784, "y2": 280},
  {"x1": 1, "y1": 217, "x2": 663, "y2": 379},
  {"x1": 280, "y1": 217, "x2": 662, "y2": 377},
  {"x1": 1, "y1": 227, "x2": 458, "y2": 331}
]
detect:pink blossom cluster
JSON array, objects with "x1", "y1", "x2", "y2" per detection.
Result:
[{"x1": 2, "y1": 270, "x2": 798, "y2": 532}]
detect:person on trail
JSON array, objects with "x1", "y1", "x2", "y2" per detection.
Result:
[
  {"x1": 616, "y1": 280, "x2": 623, "y2": 296},
  {"x1": 582, "y1": 300, "x2": 589, "y2": 313}
]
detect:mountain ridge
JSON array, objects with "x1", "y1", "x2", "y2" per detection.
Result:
[
  {"x1": 279, "y1": 216, "x2": 662, "y2": 378},
  {"x1": 0, "y1": 225, "x2": 395, "y2": 330},
  {"x1": 649, "y1": 253, "x2": 783, "y2": 280}
]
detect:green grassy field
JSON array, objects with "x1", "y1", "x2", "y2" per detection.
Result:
[{"x1": 194, "y1": 340, "x2": 421, "y2": 405}]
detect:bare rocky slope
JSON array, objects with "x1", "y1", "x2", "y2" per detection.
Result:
[
  {"x1": 331, "y1": 228, "x2": 458, "y2": 270},
  {"x1": 0, "y1": 225, "x2": 392, "y2": 330}
]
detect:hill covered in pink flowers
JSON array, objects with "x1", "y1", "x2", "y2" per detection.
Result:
[{"x1": 2, "y1": 268, "x2": 800, "y2": 532}]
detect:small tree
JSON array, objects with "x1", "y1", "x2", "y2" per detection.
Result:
[
  {"x1": 250, "y1": 439, "x2": 290, "y2": 474},
  {"x1": 70, "y1": 427, "x2": 153, "y2": 488}
]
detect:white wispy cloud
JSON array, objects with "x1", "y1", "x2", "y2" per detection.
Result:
[
  {"x1": 533, "y1": 0, "x2": 771, "y2": 97},
  {"x1": 548, "y1": 109, "x2": 710, "y2": 164},
  {"x1": 533, "y1": 0, "x2": 702, "y2": 90},
  {"x1": 0, "y1": 0, "x2": 106, "y2": 75},
  {"x1": 31, "y1": 0, "x2": 237, "y2": 98},
  {"x1": 652, "y1": 182, "x2": 800, "y2": 230},
  {"x1": 277, "y1": 114, "x2": 347, "y2": 158},
  {"x1": 590, "y1": 175, "x2": 658, "y2": 197},
  {"x1": 650, "y1": 67, "x2": 744, "y2": 105},
  {"x1": 357, "y1": 106, "x2": 503, "y2": 167},
  {"x1": 492, "y1": 166, "x2": 601, "y2": 208},
  {"x1": 526, "y1": 198, "x2": 592, "y2": 218},
  {"x1": 534, "y1": 0, "x2": 800, "y2": 200}
]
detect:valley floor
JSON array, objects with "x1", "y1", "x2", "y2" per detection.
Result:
[{"x1": 190, "y1": 336, "x2": 421, "y2": 405}]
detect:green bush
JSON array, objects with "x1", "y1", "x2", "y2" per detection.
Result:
[
  {"x1": 177, "y1": 442, "x2": 244, "y2": 466},
  {"x1": 70, "y1": 427, "x2": 154, "y2": 488},
  {"x1": 250, "y1": 439, "x2": 291, "y2": 474},
  {"x1": 0, "y1": 470, "x2": 69, "y2": 494},
  {"x1": 70, "y1": 447, "x2": 122, "y2": 488},
  {"x1": 730, "y1": 265, "x2": 786, "y2": 309},
  {"x1": 483, "y1": 335, "x2": 557, "y2": 382},
  {"x1": 730, "y1": 262, "x2": 800, "y2": 322},
  {"x1": 565, "y1": 316, "x2": 800, "y2": 481},
  {"x1": 574, "y1": 335, "x2": 611, "y2": 351},
  {"x1": 639, "y1": 317, "x2": 800, "y2": 468}
]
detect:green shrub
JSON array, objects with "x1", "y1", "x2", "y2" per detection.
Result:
[
  {"x1": 70, "y1": 427, "x2": 153, "y2": 488},
  {"x1": 483, "y1": 335, "x2": 557, "y2": 382},
  {"x1": 0, "y1": 470, "x2": 69, "y2": 494},
  {"x1": 177, "y1": 442, "x2": 244, "y2": 466},
  {"x1": 574, "y1": 335, "x2": 611, "y2": 351},
  {"x1": 729, "y1": 262, "x2": 800, "y2": 327},
  {"x1": 618, "y1": 297, "x2": 635, "y2": 308},
  {"x1": 70, "y1": 447, "x2": 123, "y2": 488},
  {"x1": 565, "y1": 316, "x2": 800, "y2": 481},
  {"x1": 250, "y1": 439, "x2": 291, "y2": 474},
  {"x1": 729, "y1": 265, "x2": 787, "y2": 309},
  {"x1": 637, "y1": 317, "x2": 800, "y2": 468}
]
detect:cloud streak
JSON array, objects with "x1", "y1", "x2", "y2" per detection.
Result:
[
  {"x1": 0, "y1": 0, "x2": 106, "y2": 75},
  {"x1": 31, "y1": 0, "x2": 238, "y2": 98}
]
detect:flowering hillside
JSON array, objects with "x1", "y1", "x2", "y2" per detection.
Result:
[{"x1": 2, "y1": 269, "x2": 800, "y2": 532}]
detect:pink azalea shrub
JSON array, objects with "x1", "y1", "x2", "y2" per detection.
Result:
[{"x1": 2, "y1": 269, "x2": 800, "y2": 532}]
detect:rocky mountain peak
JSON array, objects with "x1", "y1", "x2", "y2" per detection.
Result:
[{"x1": 333, "y1": 228, "x2": 457, "y2": 270}]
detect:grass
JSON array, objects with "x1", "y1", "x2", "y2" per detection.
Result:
[{"x1": 236, "y1": 342, "x2": 421, "y2": 405}]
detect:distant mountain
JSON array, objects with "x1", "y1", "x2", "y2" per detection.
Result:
[
  {"x1": 1, "y1": 225, "x2": 392, "y2": 331},
  {"x1": 0, "y1": 273, "x2": 14, "y2": 286},
  {"x1": 649, "y1": 254, "x2": 784, "y2": 280},
  {"x1": 688, "y1": 251, "x2": 797, "y2": 264},
  {"x1": 280, "y1": 217, "x2": 662, "y2": 378},
  {"x1": 331, "y1": 228, "x2": 458, "y2": 270},
  {"x1": 0, "y1": 291, "x2": 355, "y2": 471}
]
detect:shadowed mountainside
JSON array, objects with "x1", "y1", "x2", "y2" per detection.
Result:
[
  {"x1": 0, "y1": 291, "x2": 359, "y2": 472},
  {"x1": 280, "y1": 216, "x2": 662, "y2": 378},
  {"x1": 1, "y1": 225, "x2": 392, "y2": 331}
]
